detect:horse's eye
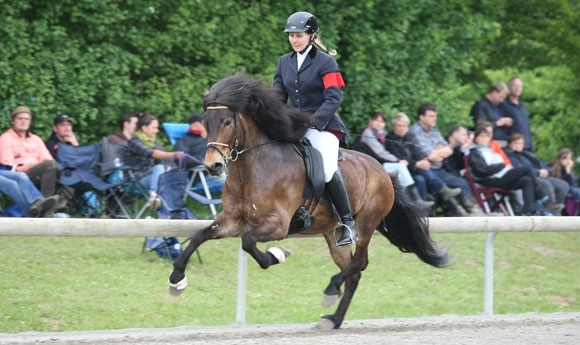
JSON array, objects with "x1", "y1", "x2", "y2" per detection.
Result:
[{"x1": 224, "y1": 119, "x2": 232, "y2": 127}]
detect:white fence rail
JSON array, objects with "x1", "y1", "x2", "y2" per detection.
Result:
[{"x1": 1, "y1": 216, "x2": 578, "y2": 321}]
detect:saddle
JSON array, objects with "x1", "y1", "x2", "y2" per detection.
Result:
[{"x1": 288, "y1": 139, "x2": 345, "y2": 235}]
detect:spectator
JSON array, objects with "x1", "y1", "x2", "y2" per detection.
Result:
[
  {"x1": 0, "y1": 170, "x2": 59, "y2": 217},
  {"x1": 44, "y1": 114, "x2": 82, "y2": 214},
  {"x1": 99, "y1": 112, "x2": 139, "y2": 180},
  {"x1": 354, "y1": 111, "x2": 433, "y2": 209},
  {"x1": 106, "y1": 112, "x2": 139, "y2": 146},
  {"x1": 0, "y1": 106, "x2": 60, "y2": 216},
  {"x1": 406, "y1": 103, "x2": 485, "y2": 216},
  {"x1": 467, "y1": 125, "x2": 548, "y2": 216},
  {"x1": 550, "y1": 148, "x2": 580, "y2": 200},
  {"x1": 470, "y1": 81, "x2": 512, "y2": 146},
  {"x1": 122, "y1": 113, "x2": 183, "y2": 208},
  {"x1": 45, "y1": 114, "x2": 79, "y2": 158},
  {"x1": 499, "y1": 76, "x2": 534, "y2": 152},
  {"x1": 505, "y1": 134, "x2": 567, "y2": 214},
  {"x1": 175, "y1": 113, "x2": 225, "y2": 191},
  {"x1": 175, "y1": 113, "x2": 207, "y2": 169},
  {"x1": 383, "y1": 112, "x2": 461, "y2": 207}
]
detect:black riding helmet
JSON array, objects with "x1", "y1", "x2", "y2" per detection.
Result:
[{"x1": 284, "y1": 11, "x2": 319, "y2": 33}]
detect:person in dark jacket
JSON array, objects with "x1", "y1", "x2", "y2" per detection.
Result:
[
  {"x1": 384, "y1": 112, "x2": 461, "y2": 206},
  {"x1": 550, "y1": 148, "x2": 580, "y2": 200},
  {"x1": 505, "y1": 134, "x2": 567, "y2": 214},
  {"x1": 467, "y1": 125, "x2": 547, "y2": 215},
  {"x1": 469, "y1": 81, "x2": 512, "y2": 145},
  {"x1": 353, "y1": 111, "x2": 433, "y2": 209},
  {"x1": 273, "y1": 11, "x2": 355, "y2": 247},
  {"x1": 175, "y1": 113, "x2": 225, "y2": 191}
]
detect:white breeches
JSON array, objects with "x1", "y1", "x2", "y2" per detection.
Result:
[{"x1": 304, "y1": 128, "x2": 339, "y2": 182}]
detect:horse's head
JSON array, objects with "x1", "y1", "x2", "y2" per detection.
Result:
[
  {"x1": 201, "y1": 73, "x2": 313, "y2": 176},
  {"x1": 203, "y1": 105, "x2": 240, "y2": 176}
]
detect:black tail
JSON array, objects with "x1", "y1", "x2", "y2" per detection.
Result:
[{"x1": 377, "y1": 177, "x2": 449, "y2": 268}]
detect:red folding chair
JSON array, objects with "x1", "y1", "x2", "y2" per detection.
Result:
[{"x1": 463, "y1": 156, "x2": 515, "y2": 216}]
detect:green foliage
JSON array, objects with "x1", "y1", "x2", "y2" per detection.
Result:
[{"x1": 0, "y1": 0, "x2": 578, "y2": 155}]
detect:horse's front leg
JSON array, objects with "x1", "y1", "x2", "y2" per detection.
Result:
[
  {"x1": 168, "y1": 223, "x2": 218, "y2": 296},
  {"x1": 241, "y1": 217, "x2": 290, "y2": 269}
]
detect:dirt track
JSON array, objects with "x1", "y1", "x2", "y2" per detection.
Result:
[{"x1": 1, "y1": 312, "x2": 578, "y2": 345}]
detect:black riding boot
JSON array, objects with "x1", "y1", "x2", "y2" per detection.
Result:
[{"x1": 325, "y1": 171, "x2": 358, "y2": 247}]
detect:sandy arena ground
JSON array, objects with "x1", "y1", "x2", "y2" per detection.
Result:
[{"x1": 0, "y1": 312, "x2": 578, "y2": 345}]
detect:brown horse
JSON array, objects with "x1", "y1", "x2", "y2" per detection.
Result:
[{"x1": 168, "y1": 74, "x2": 449, "y2": 329}]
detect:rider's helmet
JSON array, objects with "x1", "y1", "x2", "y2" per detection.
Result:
[{"x1": 284, "y1": 12, "x2": 319, "y2": 34}]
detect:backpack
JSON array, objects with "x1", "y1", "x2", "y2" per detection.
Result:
[{"x1": 144, "y1": 237, "x2": 183, "y2": 260}]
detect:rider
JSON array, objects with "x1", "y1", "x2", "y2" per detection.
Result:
[{"x1": 273, "y1": 11, "x2": 357, "y2": 247}]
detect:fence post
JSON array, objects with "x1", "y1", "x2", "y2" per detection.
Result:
[
  {"x1": 484, "y1": 232, "x2": 498, "y2": 314},
  {"x1": 235, "y1": 244, "x2": 248, "y2": 324}
]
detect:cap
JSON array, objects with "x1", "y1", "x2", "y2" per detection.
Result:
[
  {"x1": 11, "y1": 106, "x2": 32, "y2": 119},
  {"x1": 54, "y1": 114, "x2": 74, "y2": 125},
  {"x1": 188, "y1": 113, "x2": 204, "y2": 124}
]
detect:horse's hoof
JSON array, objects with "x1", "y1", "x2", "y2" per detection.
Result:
[
  {"x1": 267, "y1": 246, "x2": 291, "y2": 263},
  {"x1": 168, "y1": 277, "x2": 188, "y2": 296},
  {"x1": 315, "y1": 316, "x2": 336, "y2": 330},
  {"x1": 321, "y1": 293, "x2": 339, "y2": 308}
]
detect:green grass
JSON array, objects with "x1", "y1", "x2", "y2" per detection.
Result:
[{"x1": 0, "y1": 230, "x2": 578, "y2": 333}]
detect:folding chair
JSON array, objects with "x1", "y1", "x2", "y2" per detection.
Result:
[
  {"x1": 56, "y1": 144, "x2": 129, "y2": 217},
  {"x1": 563, "y1": 197, "x2": 580, "y2": 216},
  {"x1": 161, "y1": 125, "x2": 224, "y2": 218},
  {"x1": 142, "y1": 169, "x2": 202, "y2": 263},
  {"x1": 181, "y1": 156, "x2": 224, "y2": 218},
  {"x1": 463, "y1": 156, "x2": 515, "y2": 216},
  {"x1": 162, "y1": 123, "x2": 190, "y2": 146}
]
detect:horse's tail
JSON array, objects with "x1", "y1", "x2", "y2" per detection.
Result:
[{"x1": 377, "y1": 177, "x2": 450, "y2": 268}]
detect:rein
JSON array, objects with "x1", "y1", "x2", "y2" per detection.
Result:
[{"x1": 205, "y1": 105, "x2": 277, "y2": 167}]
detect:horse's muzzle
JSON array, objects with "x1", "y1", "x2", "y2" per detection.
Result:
[{"x1": 206, "y1": 162, "x2": 225, "y2": 177}]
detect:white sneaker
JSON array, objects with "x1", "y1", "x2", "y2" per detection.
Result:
[{"x1": 148, "y1": 192, "x2": 161, "y2": 209}]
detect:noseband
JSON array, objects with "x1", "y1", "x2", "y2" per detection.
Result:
[{"x1": 206, "y1": 105, "x2": 275, "y2": 169}]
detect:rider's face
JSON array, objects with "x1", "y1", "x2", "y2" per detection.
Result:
[{"x1": 288, "y1": 32, "x2": 311, "y2": 53}]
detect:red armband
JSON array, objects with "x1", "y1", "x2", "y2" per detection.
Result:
[{"x1": 322, "y1": 72, "x2": 345, "y2": 89}]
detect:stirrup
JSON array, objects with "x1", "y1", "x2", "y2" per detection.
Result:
[{"x1": 334, "y1": 223, "x2": 358, "y2": 247}]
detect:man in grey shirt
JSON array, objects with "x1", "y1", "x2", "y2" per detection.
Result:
[{"x1": 406, "y1": 102, "x2": 485, "y2": 216}]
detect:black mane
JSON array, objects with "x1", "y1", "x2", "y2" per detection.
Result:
[{"x1": 203, "y1": 74, "x2": 312, "y2": 143}]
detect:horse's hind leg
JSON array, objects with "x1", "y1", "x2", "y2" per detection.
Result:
[
  {"x1": 168, "y1": 224, "x2": 218, "y2": 296},
  {"x1": 318, "y1": 233, "x2": 369, "y2": 329}
]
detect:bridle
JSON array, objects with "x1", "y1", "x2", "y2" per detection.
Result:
[{"x1": 205, "y1": 105, "x2": 276, "y2": 168}]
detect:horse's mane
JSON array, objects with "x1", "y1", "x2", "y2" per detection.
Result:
[{"x1": 203, "y1": 74, "x2": 312, "y2": 143}]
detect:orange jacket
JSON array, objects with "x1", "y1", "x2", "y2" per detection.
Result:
[
  {"x1": 489, "y1": 140, "x2": 512, "y2": 167},
  {"x1": 0, "y1": 129, "x2": 54, "y2": 171}
]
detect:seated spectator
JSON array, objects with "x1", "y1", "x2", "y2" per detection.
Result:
[
  {"x1": 549, "y1": 148, "x2": 580, "y2": 200},
  {"x1": 467, "y1": 125, "x2": 549, "y2": 216},
  {"x1": 175, "y1": 113, "x2": 225, "y2": 191},
  {"x1": 0, "y1": 106, "x2": 61, "y2": 217},
  {"x1": 406, "y1": 103, "x2": 485, "y2": 216},
  {"x1": 383, "y1": 112, "x2": 461, "y2": 210},
  {"x1": 122, "y1": 113, "x2": 183, "y2": 208},
  {"x1": 470, "y1": 81, "x2": 512, "y2": 146},
  {"x1": 99, "y1": 112, "x2": 139, "y2": 180},
  {"x1": 505, "y1": 134, "x2": 567, "y2": 214},
  {"x1": 0, "y1": 170, "x2": 59, "y2": 217},
  {"x1": 45, "y1": 114, "x2": 81, "y2": 213},
  {"x1": 45, "y1": 114, "x2": 80, "y2": 158},
  {"x1": 353, "y1": 111, "x2": 433, "y2": 209},
  {"x1": 474, "y1": 120, "x2": 512, "y2": 165}
]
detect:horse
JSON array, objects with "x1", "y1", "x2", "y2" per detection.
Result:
[{"x1": 168, "y1": 74, "x2": 449, "y2": 329}]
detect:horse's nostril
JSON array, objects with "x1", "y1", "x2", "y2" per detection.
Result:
[{"x1": 207, "y1": 162, "x2": 224, "y2": 176}]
